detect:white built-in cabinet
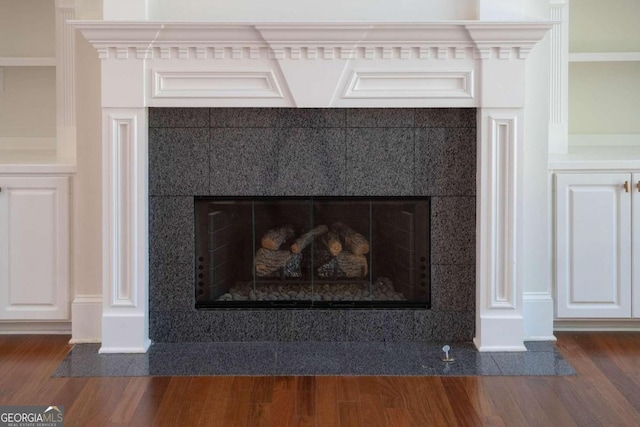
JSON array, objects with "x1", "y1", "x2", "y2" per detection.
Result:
[
  {"x1": 555, "y1": 172, "x2": 640, "y2": 318},
  {"x1": 0, "y1": 176, "x2": 70, "y2": 320}
]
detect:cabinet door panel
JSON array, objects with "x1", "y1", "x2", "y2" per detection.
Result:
[
  {"x1": 556, "y1": 173, "x2": 631, "y2": 318},
  {"x1": 0, "y1": 177, "x2": 69, "y2": 320},
  {"x1": 8, "y1": 188, "x2": 57, "y2": 305}
]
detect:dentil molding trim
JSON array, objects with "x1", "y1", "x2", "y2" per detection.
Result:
[{"x1": 74, "y1": 22, "x2": 553, "y2": 61}]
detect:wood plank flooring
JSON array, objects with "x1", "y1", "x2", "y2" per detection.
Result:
[{"x1": 1, "y1": 332, "x2": 640, "y2": 426}]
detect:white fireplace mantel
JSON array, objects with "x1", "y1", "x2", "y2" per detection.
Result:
[{"x1": 76, "y1": 21, "x2": 551, "y2": 353}]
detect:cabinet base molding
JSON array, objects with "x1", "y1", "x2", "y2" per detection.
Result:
[
  {"x1": 555, "y1": 319, "x2": 640, "y2": 332},
  {"x1": 0, "y1": 321, "x2": 71, "y2": 334},
  {"x1": 70, "y1": 295, "x2": 102, "y2": 343}
]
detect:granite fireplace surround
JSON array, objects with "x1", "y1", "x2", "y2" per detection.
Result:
[{"x1": 149, "y1": 107, "x2": 476, "y2": 343}]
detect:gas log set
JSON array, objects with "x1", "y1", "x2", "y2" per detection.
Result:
[{"x1": 255, "y1": 222, "x2": 369, "y2": 279}]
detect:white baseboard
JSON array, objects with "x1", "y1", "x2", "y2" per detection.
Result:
[
  {"x1": 474, "y1": 315, "x2": 527, "y2": 352},
  {"x1": 70, "y1": 295, "x2": 102, "y2": 344},
  {"x1": 523, "y1": 292, "x2": 556, "y2": 341},
  {"x1": 100, "y1": 313, "x2": 150, "y2": 353},
  {"x1": 0, "y1": 321, "x2": 71, "y2": 334},
  {"x1": 555, "y1": 319, "x2": 640, "y2": 331}
]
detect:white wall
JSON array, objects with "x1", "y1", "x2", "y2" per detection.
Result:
[
  {"x1": 75, "y1": 0, "x2": 103, "y2": 20},
  {"x1": 71, "y1": 5, "x2": 104, "y2": 340},
  {"x1": 522, "y1": 1, "x2": 550, "y2": 293},
  {"x1": 521, "y1": 0, "x2": 553, "y2": 339},
  {"x1": 0, "y1": 67, "x2": 56, "y2": 138},
  {"x1": 148, "y1": 0, "x2": 477, "y2": 22},
  {"x1": 0, "y1": 0, "x2": 55, "y2": 57},
  {"x1": 569, "y1": 62, "x2": 640, "y2": 135},
  {"x1": 569, "y1": 0, "x2": 640, "y2": 53}
]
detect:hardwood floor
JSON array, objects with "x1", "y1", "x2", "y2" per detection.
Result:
[{"x1": 1, "y1": 332, "x2": 640, "y2": 426}]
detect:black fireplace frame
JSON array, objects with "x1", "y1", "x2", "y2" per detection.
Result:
[{"x1": 194, "y1": 196, "x2": 431, "y2": 310}]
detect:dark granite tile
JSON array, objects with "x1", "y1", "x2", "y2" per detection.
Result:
[
  {"x1": 431, "y1": 264, "x2": 475, "y2": 311},
  {"x1": 524, "y1": 341, "x2": 559, "y2": 352},
  {"x1": 415, "y1": 127, "x2": 476, "y2": 196},
  {"x1": 149, "y1": 108, "x2": 209, "y2": 128},
  {"x1": 210, "y1": 128, "x2": 278, "y2": 195},
  {"x1": 69, "y1": 343, "x2": 101, "y2": 355},
  {"x1": 207, "y1": 342, "x2": 278, "y2": 375},
  {"x1": 278, "y1": 310, "x2": 347, "y2": 341},
  {"x1": 148, "y1": 196, "x2": 194, "y2": 267},
  {"x1": 491, "y1": 352, "x2": 576, "y2": 376},
  {"x1": 346, "y1": 128, "x2": 414, "y2": 196},
  {"x1": 414, "y1": 310, "x2": 475, "y2": 342},
  {"x1": 210, "y1": 108, "x2": 279, "y2": 127},
  {"x1": 346, "y1": 310, "x2": 414, "y2": 342},
  {"x1": 125, "y1": 355, "x2": 150, "y2": 376},
  {"x1": 417, "y1": 349, "x2": 501, "y2": 376},
  {"x1": 149, "y1": 262, "x2": 194, "y2": 311},
  {"x1": 149, "y1": 128, "x2": 209, "y2": 196},
  {"x1": 431, "y1": 196, "x2": 475, "y2": 265},
  {"x1": 347, "y1": 108, "x2": 414, "y2": 127},
  {"x1": 415, "y1": 108, "x2": 476, "y2": 128},
  {"x1": 275, "y1": 342, "x2": 348, "y2": 375},
  {"x1": 149, "y1": 310, "x2": 173, "y2": 342},
  {"x1": 148, "y1": 343, "x2": 217, "y2": 375},
  {"x1": 54, "y1": 350, "x2": 134, "y2": 377},
  {"x1": 277, "y1": 109, "x2": 346, "y2": 128},
  {"x1": 275, "y1": 128, "x2": 346, "y2": 195},
  {"x1": 53, "y1": 341, "x2": 576, "y2": 377},
  {"x1": 52, "y1": 358, "x2": 71, "y2": 377},
  {"x1": 149, "y1": 310, "x2": 211, "y2": 342},
  {"x1": 210, "y1": 310, "x2": 279, "y2": 342},
  {"x1": 347, "y1": 342, "x2": 426, "y2": 375}
]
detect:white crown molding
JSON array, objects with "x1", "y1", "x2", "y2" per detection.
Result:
[{"x1": 75, "y1": 21, "x2": 553, "y2": 61}]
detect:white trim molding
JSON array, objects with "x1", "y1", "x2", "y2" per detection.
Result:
[
  {"x1": 76, "y1": 21, "x2": 551, "y2": 353},
  {"x1": 342, "y1": 69, "x2": 474, "y2": 99},
  {"x1": 70, "y1": 295, "x2": 102, "y2": 343},
  {"x1": 56, "y1": 2, "x2": 77, "y2": 159},
  {"x1": 152, "y1": 69, "x2": 285, "y2": 100},
  {"x1": 100, "y1": 109, "x2": 150, "y2": 354},
  {"x1": 548, "y1": 0, "x2": 569, "y2": 155},
  {"x1": 0, "y1": 321, "x2": 71, "y2": 335},
  {"x1": 524, "y1": 292, "x2": 556, "y2": 341},
  {"x1": 555, "y1": 320, "x2": 640, "y2": 332},
  {"x1": 475, "y1": 110, "x2": 526, "y2": 352}
]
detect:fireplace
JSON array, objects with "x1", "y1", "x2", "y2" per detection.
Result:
[
  {"x1": 77, "y1": 21, "x2": 552, "y2": 352},
  {"x1": 149, "y1": 107, "x2": 473, "y2": 341},
  {"x1": 194, "y1": 196, "x2": 431, "y2": 307}
]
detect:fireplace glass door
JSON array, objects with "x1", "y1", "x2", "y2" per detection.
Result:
[{"x1": 195, "y1": 197, "x2": 430, "y2": 308}]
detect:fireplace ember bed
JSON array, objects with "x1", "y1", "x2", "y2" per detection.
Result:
[{"x1": 195, "y1": 197, "x2": 430, "y2": 309}]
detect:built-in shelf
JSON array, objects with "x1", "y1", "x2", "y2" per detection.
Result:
[
  {"x1": 569, "y1": 52, "x2": 640, "y2": 62},
  {"x1": 0, "y1": 150, "x2": 76, "y2": 174},
  {"x1": 569, "y1": 134, "x2": 640, "y2": 147},
  {"x1": 0, "y1": 57, "x2": 57, "y2": 67},
  {"x1": 549, "y1": 145, "x2": 640, "y2": 170}
]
